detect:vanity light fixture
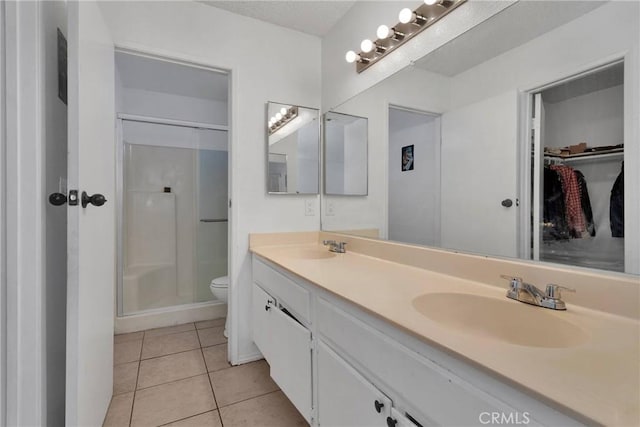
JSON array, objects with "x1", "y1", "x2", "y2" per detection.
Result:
[
  {"x1": 345, "y1": 0, "x2": 466, "y2": 73},
  {"x1": 268, "y1": 106, "x2": 298, "y2": 135}
]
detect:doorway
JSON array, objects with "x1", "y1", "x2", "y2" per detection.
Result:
[
  {"x1": 526, "y1": 60, "x2": 626, "y2": 272},
  {"x1": 114, "y1": 51, "x2": 230, "y2": 329}
]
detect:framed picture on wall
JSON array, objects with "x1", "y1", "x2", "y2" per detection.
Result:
[{"x1": 402, "y1": 145, "x2": 414, "y2": 171}]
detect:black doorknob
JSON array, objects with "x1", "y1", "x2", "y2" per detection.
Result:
[
  {"x1": 386, "y1": 417, "x2": 397, "y2": 427},
  {"x1": 49, "y1": 192, "x2": 67, "y2": 206},
  {"x1": 81, "y1": 191, "x2": 107, "y2": 208},
  {"x1": 374, "y1": 400, "x2": 384, "y2": 413},
  {"x1": 501, "y1": 198, "x2": 513, "y2": 208}
]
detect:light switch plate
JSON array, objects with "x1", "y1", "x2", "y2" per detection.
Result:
[{"x1": 304, "y1": 199, "x2": 315, "y2": 216}]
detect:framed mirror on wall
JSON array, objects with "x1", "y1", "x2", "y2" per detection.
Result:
[
  {"x1": 320, "y1": 1, "x2": 639, "y2": 276},
  {"x1": 266, "y1": 101, "x2": 320, "y2": 195},
  {"x1": 324, "y1": 112, "x2": 368, "y2": 196}
]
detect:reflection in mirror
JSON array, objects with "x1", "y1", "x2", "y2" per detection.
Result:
[
  {"x1": 324, "y1": 112, "x2": 368, "y2": 196},
  {"x1": 267, "y1": 102, "x2": 320, "y2": 194},
  {"x1": 320, "y1": 1, "x2": 639, "y2": 275}
]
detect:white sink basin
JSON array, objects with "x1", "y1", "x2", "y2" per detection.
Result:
[{"x1": 412, "y1": 293, "x2": 588, "y2": 348}]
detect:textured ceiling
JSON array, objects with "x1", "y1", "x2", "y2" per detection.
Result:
[{"x1": 199, "y1": 1, "x2": 357, "y2": 37}]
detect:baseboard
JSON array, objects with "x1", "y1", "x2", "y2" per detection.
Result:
[
  {"x1": 234, "y1": 352, "x2": 264, "y2": 366},
  {"x1": 115, "y1": 302, "x2": 227, "y2": 334}
]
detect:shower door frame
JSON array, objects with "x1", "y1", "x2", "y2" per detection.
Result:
[{"x1": 115, "y1": 114, "x2": 229, "y2": 317}]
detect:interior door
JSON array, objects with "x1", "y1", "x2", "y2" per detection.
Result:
[
  {"x1": 440, "y1": 91, "x2": 519, "y2": 258},
  {"x1": 66, "y1": 1, "x2": 116, "y2": 425}
]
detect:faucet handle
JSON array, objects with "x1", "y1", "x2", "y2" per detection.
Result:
[
  {"x1": 500, "y1": 275, "x2": 523, "y2": 288},
  {"x1": 545, "y1": 284, "x2": 576, "y2": 299},
  {"x1": 322, "y1": 240, "x2": 336, "y2": 246}
]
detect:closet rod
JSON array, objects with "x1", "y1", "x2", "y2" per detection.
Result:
[{"x1": 118, "y1": 113, "x2": 229, "y2": 132}]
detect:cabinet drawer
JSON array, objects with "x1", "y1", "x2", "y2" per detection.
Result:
[
  {"x1": 317, "y1": 298, "x2": 512, "y2": 426},
  {"x1": 253, "y1": 258, "x2": 311, "y2": 323}
]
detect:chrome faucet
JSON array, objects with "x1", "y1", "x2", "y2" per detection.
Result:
[
  {"x1": 500, "y1": 275, "x2": 575, "y2": 310},
  {"x1": 323, "y1": 240, "x2": 347, "y2": 253}
]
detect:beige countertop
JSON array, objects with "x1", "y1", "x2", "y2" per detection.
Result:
[{"x1": 250, "y1": 241, "x2": 640, "y2": 426}]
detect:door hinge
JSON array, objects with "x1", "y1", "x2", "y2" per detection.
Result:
[{"x1": 229, "y1": 199, "x2": 232, "y2": 208}]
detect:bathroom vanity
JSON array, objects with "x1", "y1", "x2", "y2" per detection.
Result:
[{"x1": 250, "y1": 232, "x2": 639, "y2": 427}]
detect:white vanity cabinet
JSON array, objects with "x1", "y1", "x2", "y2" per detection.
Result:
[
  {"x1": 317, "y1": 340, "x2": 392, "y2": 426},
  {"x1": 251, "y1": 262, "x2": 312, "y2": 423},
  {"x1": 251, "y1": 256, "x2": 582, "y2": 427}
]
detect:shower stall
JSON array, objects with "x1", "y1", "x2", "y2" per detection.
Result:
[
  {"x1": 118, "y1": 119, "x2": 228, "y2": 315},
  {"x1": 114, "y1": 51, "x2": 230, "y2": 329}
]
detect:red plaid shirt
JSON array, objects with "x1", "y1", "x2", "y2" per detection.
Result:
[{"x1": 550, "y1": 165, "x2": 585, "y2": 236}]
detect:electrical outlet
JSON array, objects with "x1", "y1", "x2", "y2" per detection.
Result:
[
  {"x1": 325, "y1": 200, "x2": 335, "y2": 216},
  {"x1": 304, "y1": 199, "x2": 315, "y2": 216}
]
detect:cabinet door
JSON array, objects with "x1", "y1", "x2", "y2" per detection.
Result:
[
  {"x1": 252, "y1": 283, "x2": 275, "y2": 360},
  {"x1": 270, "y1": 307, "x2": 312, "y2": 423},
  {"x1": 317, "y1": 340, "x2": 391, "y2": 426}
]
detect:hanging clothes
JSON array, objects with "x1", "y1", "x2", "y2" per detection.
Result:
[
  {"x1": 575, "y1": 170, "x2": 596, "y2": 237},
  {"x1": 543, "y1": 167, "x2": 570, "y2": 240},
  {"x1": 610, "y1": 163, "x2": 624, "y2": 237},
  {"x1": 551, "y1": 165, "x2": 586, "y2": 237}
]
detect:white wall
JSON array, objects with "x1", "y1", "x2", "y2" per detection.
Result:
[
  {"x1": 388, "y1": 110, "x2": 440, "y2": 247},
  {"x1": 98, "y1": 0, "x2": 322, "y2": 363},
  {"x1": 321, "y1": 1, "x2": 514, "y2": 111},
  {"x1": 121, "y1": 87, "x2": 228, "y2": 125},
  {"x1": 343, "y1": 119, "x2": 368, "y2": 195},
  {"x1": 41, "y1": 2, "x2": 68, "y2": 424},
  {"x1": 544, "y1": 85, "x2": 623, "y2": 149}
]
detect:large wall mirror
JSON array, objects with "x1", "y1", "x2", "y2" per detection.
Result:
[
  {"x1": 324, "y1": 112, "x2": 368, "y2": 196},
  {"x1": 321, "y1": 1, "x2": 640, "y2": 276},
  {"x1": 267, "y1": 102, "x2": 320, "y2": 194}
]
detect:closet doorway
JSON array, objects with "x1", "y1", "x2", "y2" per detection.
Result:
[
  {"x1": 114, "y1": 51, "x2": 230, "y2": 328},
  {"x1": 527, "y1": 61, "x2": 626, "y2": 273}
]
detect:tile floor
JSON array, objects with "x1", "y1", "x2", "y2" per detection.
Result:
[{"x1": 105, "y1": 319, "x2": 308, "y2": 427}]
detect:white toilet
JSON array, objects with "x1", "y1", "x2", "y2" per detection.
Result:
[{"x1": 210, "y1": 276, "x2": 229, "y2": 338}]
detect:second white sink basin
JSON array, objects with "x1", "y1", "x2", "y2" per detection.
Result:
[{"x1": 412, "y1": 292, "x2": 588, "y2": 348}]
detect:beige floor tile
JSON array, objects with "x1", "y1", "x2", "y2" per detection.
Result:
[
  {"x1": 141, "y1": 331, "x2": 200, "y2": 360},
  {"x1": 138, "y1": 349, "x2": 206, "y2": 389},
  {"x1": 131, "y1": 375, "x2": 216, "y2": 427},
  {"x1": 164, "y1": 411, "x2": 222, "y2": 427},
  {"x1": 209, "y1": 360, "x2": 278, "y2": 407},
  {"x1": 219, "y1": 391, "x2": 307, "y2": 427},
  {"x1": 145, "y1": 323, "x2": 195, "y2": 338},
  {"x1": 197, "y1": 326, "x2": 226, "y2": 347},
  {"x1": 103, "y1": 391, "x2": 134, "y2": 427},
  {"x1": 115, "y1": 340, "x2": 142, "y2": 365},
  {"x1": 202, "y1": 344, "x2": 230, "y2": 372},
  {"x1": 195, "y1": 318, "x2": 225, "y2": 330},
  {"x1": 114, "y1": 361, "x2": 139, "y2": 395},
  {"x1": 115, "y1": 331, "x2": 144, "y2": 344}
]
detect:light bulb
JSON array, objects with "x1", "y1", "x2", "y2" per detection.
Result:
[
  {"x1": 345, "y1": 50, "x2": 359, "y2": 63},
  {"x1": 424, "y1": 0, "x2": 438, "y2": 5},
  {"x1": 398, "y1": 8, "x2": 414, "y2": 24},
  {"x1": 280, "y1": 107, "x2": 287, "y2": 115},
  {"x1": 377, "y1": 25, "x2": 391, "y2": 39},
  {"x1": 275, "y1": 113, "x2": 283, "y2": 121},
  {"x1": 360, "y1": 39, "x2": 374, "y2": 53}
]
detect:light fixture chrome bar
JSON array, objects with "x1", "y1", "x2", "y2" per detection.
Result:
[{"x1": 351, "y1": 0, "x2": 466, "y2": 74}]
